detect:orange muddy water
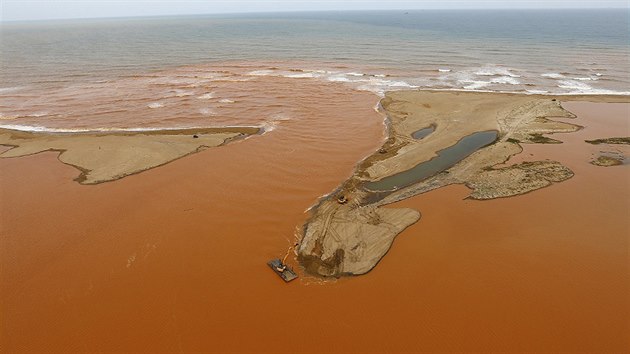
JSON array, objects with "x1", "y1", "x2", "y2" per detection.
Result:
[{"x1": 1, "y1": 97, "x2": 628, "y2": 353}]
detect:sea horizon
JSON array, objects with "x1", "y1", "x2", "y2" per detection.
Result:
[
  {"x1": 2, "y1": 5, "x2": 629, "y2": 353},
  {"x1": 2, "y1": 8, "x2": 629, "y2": 132}
]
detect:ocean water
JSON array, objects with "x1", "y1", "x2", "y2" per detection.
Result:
[
  {"x1": 3, "y1": 11, "x2": 630, "y2": 353},
  {"x1": 1, "y1": 9, "x2": 628, "y2": 130}
]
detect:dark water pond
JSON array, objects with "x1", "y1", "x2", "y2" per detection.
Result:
[{"x1": 365, "y1": 130, "x2": 498, "y2": 192}]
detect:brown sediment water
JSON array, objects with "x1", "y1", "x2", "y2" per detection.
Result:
[
  {"x1": 387, "y1": 101, "x2": 629, "y2": 352},
  {"x1": 1, "y1": 73, "x2": 391, "y2": 352},
  {"x1": 1, "y1": 97, "x2": 628, "y2": 353}
]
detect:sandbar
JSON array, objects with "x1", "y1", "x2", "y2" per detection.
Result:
[
  {"x1": 298, "y1": 91, "x2": 630, "y2": 277},
  {"x1": 0, "y1": 127, "x2": 260, "y2": 184}
]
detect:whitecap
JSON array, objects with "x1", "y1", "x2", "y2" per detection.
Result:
[
  {"x1": 490, "y1": 76, "x2": 520, "y2": 85},
  {"x1": 261, "y1": 121, "x2": 278, "y2": 134},
  {"x1": 474, "y1": 66, "x2": 520, "y2": 78},
  {"x1": 0, "y1": 86, "x2": 24, "y2": 94},
  {"x1": 438, "y1": 68, "x2": 451, "y2": 72},
  {"x1": 199, "y1": 108, "x2": 216, "y2": 116},
  {"x1": 345, "y1": 72, "x2": 365, "y2": 77},
  {"x1": 0, "y1": 124, "x2": 261, "y2": 133},
  {"x1": 284, "y1": 72, "x2": 318, "y2": 79},
  {"x1": 174, "y1": 90, "x2": 194, "y2": 97},
  {"x1": 269, "y1": 113, "x2": 291, "y2": 121},
  {"x1": 356, "y1": 85, "x2": 386, "y2": 96},
  {"x1": 147, "y1": 102, "x2": 164, "y2": 109},
  {"x1": 218, "y1": 99, "x2": 235, "y2": 104},
  {"x1": 557, "y1": 80, "x2": 593, "y2": 91},
  {"x1": 197, "y1": 92, "x2": 215, "y2": 99},
  {"x1": 525, "y1": 89, "x2": 549, "y2": 94},
  {"x1": 386, "y1": 80, "x2": 416, "y2": 87},
  {"x1": 541, "y1": 73, "x2": 565, "y2": 79},
  {"x1": 26, "y1": 112, "x2": 49, "y2": 117},
  {"x1": 212, "y1": 77, "x2": 253, "y2": 82},
  {"x1": 327, "y1": 75, "x2": 351, "y2": 82},
  {"x1": 247, "y1": 69, "x2": 276, "y2": 76},
  {"x1": 462, "y1": 81, "x2": 491, "y2": 90}
]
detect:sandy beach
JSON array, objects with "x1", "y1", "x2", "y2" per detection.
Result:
[{"x1": 1, "y1": 86, "x2": 628, "y2": 352}]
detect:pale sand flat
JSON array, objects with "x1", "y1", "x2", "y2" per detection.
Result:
[{"x1": 0, "y1": 127, "x2": 259, "y2": 184}]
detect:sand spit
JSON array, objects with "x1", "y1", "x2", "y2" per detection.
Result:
[
  {"x1": 0, "y1": 127, "x2": 259, "y2": 184},
  {"x1": 299, "y1": 91, "x2": 630, "y2": 277},
  {"x1": 585, "y1": 137, "x2": 630, "y2": 145}
]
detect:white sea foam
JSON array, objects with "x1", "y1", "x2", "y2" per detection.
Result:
[
  {"x1": 555, "y1": 80, "x2": 624, "y2": 94},
  {"x1": 462, "y1": 81, "x2": 491, "y2": 90},
  {"x1": 557, "y1": 80, "x2": 593, "y2": 91},
  {"x1": 572, "y1": 77, "x2": 597, "y2": 81},
  {"x1": 356, "y1": 85, "x2": 385, "y2": 95},
  {"x1": 260, "y1": 112, "x2": 292, "y2": 134},
  {"x1": 327, "y1": 75, "x2": 351, "y2": 82},
  {"x1": 354, "y1": 78, "x2": 417, "y2": 96},
  {"x1": 525, "y1": 89, "x2": 549, "y2": 94},
  {"x1": 199, "y1": 108, "x2": 216, "y2": 116},
  {"x1": 269, "y1": 113, "x2": 291, "y2": 121},
  {"x1": 197, "y1": 92, "x2": 215, "y2": 99},
  {"x1": 346, "y1": 72, "x2": 365, "y2": 77},
  {"x1": 247, "y1": 69, "x2": 276, "y2": 76},
  {"x1": 212, "y1": 77, "x2": 253, "y2": 82},
  {"x1": 174, "y1": 89, "x2": 194, "y2": 97},
  {"x1": 147, "y1": 102, "x2": 164, "y2": 109},
  {"x1": 490, "y1": 76, "x2": 520, "y2": 85},
  {"x1": 0, "y1": 124, "x2": 94, "y2": 133},
  {"x1": 261, "y1": 121, "x2": 279, "y2": 134},
  {"x1": 284, "y1": 72, "x2": 318, "y2": 79},
  {"x1": 0, "y1": 124, "x2": 169, "y2": 133},
  {"x1": 541, "y1": 73, "x2": 565, "y2": 79},
  {"x1": 0, "y1": 86, "x2": 24, "y2": 94},
  {"x1": 0, "y1": 124, "x2": 260, "y2": 133},
  {"x1": 218, "y1": 99, "x2": 235, "y2": 104},
  {"x1": 474, "y1": 66, "x2": 520, "y2": 78},
  {"x1": 26, "y1": 112, "x2": 48, "y2": 117}
]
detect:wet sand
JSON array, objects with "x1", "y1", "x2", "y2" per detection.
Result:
[{"x1": 1, "y1": 96, "x2": 628, "y2": 352}]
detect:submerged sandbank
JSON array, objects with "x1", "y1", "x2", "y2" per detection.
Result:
[
  {"x1": 0, "y1": 126, "x2": 260, "y2": 184},
  {"x1": 298, "y1": 91, "x2": 630, "y2": 277}
]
